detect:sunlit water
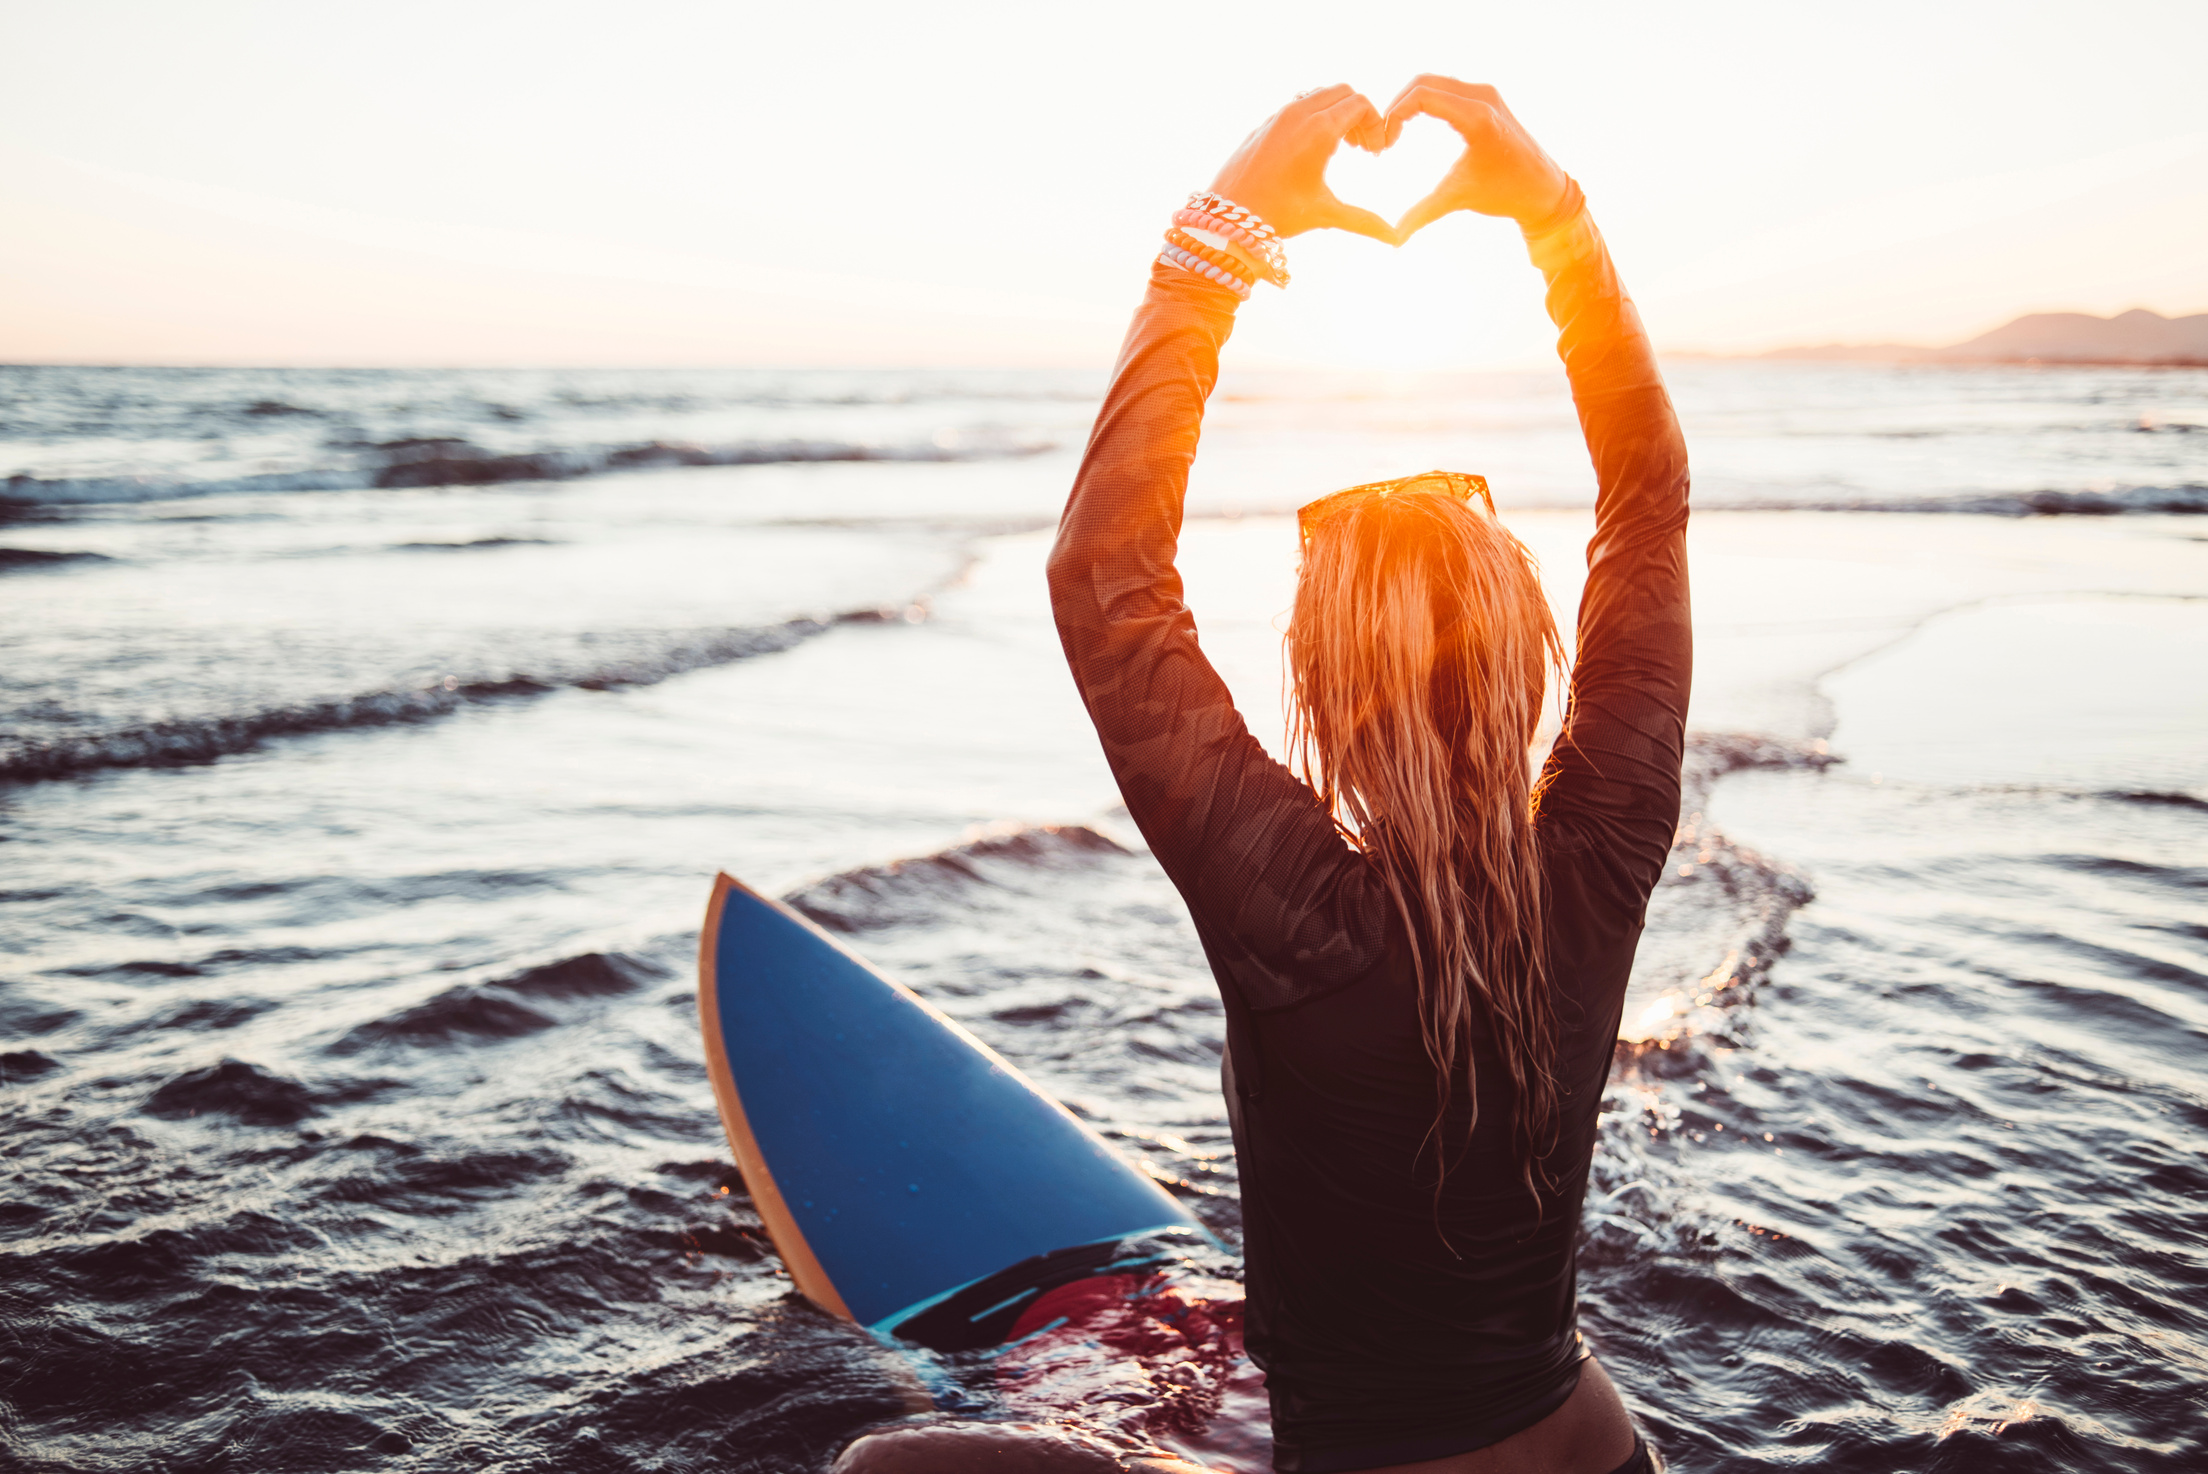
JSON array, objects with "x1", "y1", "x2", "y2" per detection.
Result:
[{"x1": 2, "y1": 363, "x2": 2203, "y2": 1473}]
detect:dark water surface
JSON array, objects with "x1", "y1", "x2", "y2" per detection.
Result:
[{"x1": 3, "y1": 364, "x2": 2205, "y2": 1472}]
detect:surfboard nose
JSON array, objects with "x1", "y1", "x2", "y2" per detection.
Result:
[{"x1": 697, "y1": 872, "x2": 1206, "y2": 1335}]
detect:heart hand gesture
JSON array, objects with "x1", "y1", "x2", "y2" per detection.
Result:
[
  {"x1": 1382, "y1": 76, "x2": 1575, "y2": 239},
  {"x1": 1206, "y1": 85, "x2": 1399, "y2": 244}
]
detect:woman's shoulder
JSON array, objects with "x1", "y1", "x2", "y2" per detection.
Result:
[{"x1": 1194, "y1": 836, "x2": 1405, "y2": 1015}]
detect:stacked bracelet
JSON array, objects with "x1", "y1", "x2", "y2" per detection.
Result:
[
  {"x1": 1155, "y1": 191, "x2": 1286, "y2": 298},
  {"x1": 1185, "y1": 191, "x2": 1281, "y2": 245},
  {"x1": 1182, "y1": 192, "x2": 1288, "y2": 280},
  {"x1": 1171, "y1": 209, "x2": 1288, "y2": 286},
  {"x1": 1157, "y1": 243, "x2": 1254, "y2": 299},
  {"x1": 1164, "y1": 227, "x2": 1274, "y2": 289}
]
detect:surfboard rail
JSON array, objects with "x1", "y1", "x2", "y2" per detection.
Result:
[{"x1": 697, "y1": 873, "x2": 856, "y2": 1320}]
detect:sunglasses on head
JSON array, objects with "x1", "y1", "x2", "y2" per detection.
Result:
[{"x1": 1296, "y1": 471, "x2": 1495, "y2": 543}]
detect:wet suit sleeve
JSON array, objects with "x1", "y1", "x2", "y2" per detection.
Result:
[
  {"x1": 1047, "y1": 264, "x2": 1389, "y2": 1011},
  {"x1": 1530, "y1": 210, "x2": 1693, "y2": 901}
]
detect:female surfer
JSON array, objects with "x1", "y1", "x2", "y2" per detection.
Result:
[{"x1": 841, "y1": 77, "x2": 1686, "y2": 1474}]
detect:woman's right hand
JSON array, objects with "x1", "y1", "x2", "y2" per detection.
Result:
[
  {"x1": 1382, "y1": 76, "x2": 1574, "y2": 238},
  {"x1": 1204, "y1": 85, "x2": 1396, "y2": 244}
]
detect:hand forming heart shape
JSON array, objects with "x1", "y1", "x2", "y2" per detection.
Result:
[
  {"x1": 1323, "y1": 115, "x2": 1471, "y2": 234},
  {"x1": 1205, "y1": 77, "x2": 1575, "y2": 251}
]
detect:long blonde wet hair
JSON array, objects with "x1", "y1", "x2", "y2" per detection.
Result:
[{"x1": 1287, "y1": 477, "x2": 1567, "y2": 1180}]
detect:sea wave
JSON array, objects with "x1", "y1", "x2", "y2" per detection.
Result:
[
  {"x1": 0, "y1": 609, "x2": 917, "y2": 785},
  {"x1": 0, "y1": 432, "x2": 1056, "y2": 508},
  {"x1": 787, "y1": 824, "x2": 1133, "y2": 933},
  {"x1": 1708, "y1": 483, "x2": 2208, "y2": 516},
  {"x1": 0, "y1": 547, "x2": 112, "y2": 569},
  {"x1": 1610, "y1": 733, "x2": 1832, "y2": 1073},
  {"x1": 331, "y1": 953, "x2": 668, "y2": 1055}
]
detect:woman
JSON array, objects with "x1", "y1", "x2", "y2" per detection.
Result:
[{"x1": 845, "y1": 77, "x2": 1688, "y2": 1474}]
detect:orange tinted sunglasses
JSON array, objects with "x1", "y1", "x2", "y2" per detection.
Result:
[{"x1": 1296, "y1": 470, "x2": 1494, "y2": 543}]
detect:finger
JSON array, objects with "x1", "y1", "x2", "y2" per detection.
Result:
[
  {"x1": 1380, "y1": 73, "x2": 1473, "y2": 119},
  {"x1": 1387, "y1": 88, "x2": 1497, "y2": 149},
  {"x1": 1288, "y1": 82, "x2": 1354, "y2": 114},
  {"x1": 1395, "y1": 184, "x2": 1459, "y2": 240},
  {"x1": 1405, "y1": 74, "x2": 1499, "y2": 105},
  {"x1": 1314, "y1": 91, "x2": 1386, "y2": 152},
  {"x1": 1382, "y1": 76, "x2": 1493, "y2": 142},
  {"x1": 1320, "y1": 194, "x2": 1401, "y2": 246},
  {"x1": 1382, "y1": 85, "x2": 1447, "y2": 148}
]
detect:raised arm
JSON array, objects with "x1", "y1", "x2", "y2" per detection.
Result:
[
  {"x1": 1387, "y1": 78, "x2": 1692, "y2": 895},
  {"x1": 1046, "y1": 88, "x2": 1400, "y2": 1008}
]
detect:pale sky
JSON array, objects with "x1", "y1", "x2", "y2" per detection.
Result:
[{"x1": 3, "y1": 0, "x2": 2204, "y2": 369}]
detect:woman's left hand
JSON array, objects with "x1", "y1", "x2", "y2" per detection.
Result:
[
  {"x1": 1205, "y1": 85, "x2": 1398, "y2": 243},
  {"x1": 1380, "y1": 76, "x2": 1573, "y2": 237}
]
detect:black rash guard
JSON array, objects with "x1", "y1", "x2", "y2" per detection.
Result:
[{"x1": 1046, "y1": 210, "x2": 1690, "y2": 1474}]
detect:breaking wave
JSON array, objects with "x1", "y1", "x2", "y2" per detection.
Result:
[
  {"x1": 1, "y1": 432, "x2": 1056, "y2": 508},
  {"x1": 1706, "y1": 482, "x2": 2208, "y2": 516},
  {"x1": 1604, "y1": 734, "x2": 1832, "y2": 1068},
  {"x1": 0, "y1": 547, "x2": 112, "y2": 569},
  {"x1": 0, "y1": 610, "x2": 917, "y2": 785},
  {"x1": 787, "y1": 824, "x2": 1133, "y2": 933}
]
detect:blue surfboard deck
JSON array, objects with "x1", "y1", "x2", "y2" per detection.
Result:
[{"x1": 698, "y1": 872, "x2": 1205, "y2": 1343}]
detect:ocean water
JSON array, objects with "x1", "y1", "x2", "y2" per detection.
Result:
[{"x1": 2, "y1": 361, "x2": 2204, "y2": 1473}]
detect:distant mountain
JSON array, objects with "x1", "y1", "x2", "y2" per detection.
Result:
[
  {"x1": 1755, "y1": 308, "x2": 2208, "y2": 366},
  {"x1": 1949, "y1": 309, "x2": 2208, "y2": 363}
]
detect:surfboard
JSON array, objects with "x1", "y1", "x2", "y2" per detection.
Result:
[{"x1": 698, "y1": 871, "x2": 1208, "y2": 1351}]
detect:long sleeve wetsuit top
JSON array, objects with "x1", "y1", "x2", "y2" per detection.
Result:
[{"x1": 1047, "y1": 212, "x2": 1690, "y2": 1474}]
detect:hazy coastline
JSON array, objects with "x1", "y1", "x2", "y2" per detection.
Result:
[{"x1": 1681, "y1": 306, "x2": 2208, "y2": 368}]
